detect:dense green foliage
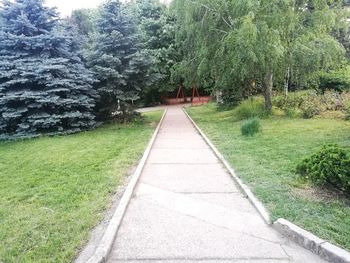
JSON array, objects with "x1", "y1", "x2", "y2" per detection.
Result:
[
  {"x1": 319, "y1": 66, "x2": 350, "y2": 92},
  {"x1": 170, "y1": 0, "x2": 349, "y2": 110},
  {"x1": 87, "y1": 0, "x2": 152, "y2": 121},
  {"x1": 0, "y1": 0, "x2": 97, "y2": 140},
  {"x1": 297, "y1": 145, "x2": 350, "y2": 195},
  {"x1": 240, "y1": 118, "x2": 261, "y2": 136},
  {"x1": 1, "y1": 0, "x2": 349, "y2": 139},
  {"x1": 131, "y1": 0, "x2": 178, "y2": 105},
  {"x1": 0, "y1": 111, "x2": 162, "y2": 263},
  {"x1": 187, "y1": 103, "x2": 350, "y2": 250}
]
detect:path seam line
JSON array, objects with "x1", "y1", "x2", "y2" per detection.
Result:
[{"x1": 86, "y1": 109, "x2": 167, "y2": 263}]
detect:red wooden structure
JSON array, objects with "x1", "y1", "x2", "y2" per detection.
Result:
[
  {"x1": 176, "y1": 85, "x2": 186, "y2": 103},
  {"x1": 164, "y1": 85, "x2": 212, "y2": 106}
]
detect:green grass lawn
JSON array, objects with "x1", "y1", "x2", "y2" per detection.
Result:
[
  {"x1": 187, "y1": 104, "x2": 350, "y2": 251},
  {"x1": 0, "y1": 111, "x2": 162, "y2": 263}
]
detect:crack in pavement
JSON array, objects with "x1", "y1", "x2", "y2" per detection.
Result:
[{"x1": 135, "y1": 190, "x2": 283, "y2": 246}]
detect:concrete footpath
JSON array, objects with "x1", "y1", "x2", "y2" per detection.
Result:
[{"x1": 107, "y1": 107, "x2": 326, "y2": 263}]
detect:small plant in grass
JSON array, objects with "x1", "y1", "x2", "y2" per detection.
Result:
[
  {"x1": 241, "y1": 118, "x2": 261, "y2": 137},
  {"x1": 296, "y1": 145, "x2": 350, "y2": 195}
]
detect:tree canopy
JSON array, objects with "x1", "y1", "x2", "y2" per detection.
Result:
[
  {"x1": 0, "y1": 0, "x2": 97, "y2": 140},
  {"x1": 170, "y1": 0, "x2": 349, "y2": 110},
  {"x1": 0, "y1": 0, "x2": 349, "y2": 140},
  {"x1": 87, "y1": 0, "x2": 153, "y2": 120}
]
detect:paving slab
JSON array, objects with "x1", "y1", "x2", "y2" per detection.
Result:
[
  {"x1": 147, "y1": 149, "x2": 218, "y2": 164},
  {"x1": 109, "y1": 199, "x2": 289, "y2": 260},
  {"x1": 155, "y1": 134, "x2": 203, "y2": 141},
  {"x1": 140, "y1": 164, "x2": 237, "y2": 193},
  {"x1": 152, "y1": 138, "x2": 209, "y2": 149},
  {"x1": 107, "y1": 107, "x2": 327, "y2": 263}
]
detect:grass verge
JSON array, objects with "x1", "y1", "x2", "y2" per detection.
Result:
[
  {"x1": 0, "y1": 111, "x2": 163, "y2": 263},
  {"x1": 187, "y1": 103, "x2": 350, "y2": 251}
]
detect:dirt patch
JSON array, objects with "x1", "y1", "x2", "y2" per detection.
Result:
[{"x1": 293, "y1": 185, "x2": 349, "y2": 205}]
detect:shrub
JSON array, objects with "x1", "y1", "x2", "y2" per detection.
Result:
[
  {"x1": 273, "y1": 90, "x2": 350, "y2": 119},
  {"x1": 241, "y1": 118, "x2": 261, "y2": 136},
  {"x1": 273, "y1": 91, "x2": 309, "y2": 110},
  {"x1": 340, "y1": 92, "x2": 350, "y2": 120},
  {"x1": 319, "y1": 66, "x2": 350, "y2": 92},
  {"x1": 296, "y1": 145, "x2": 350, "y2": 195},
  {"x1": 233, "y1": 97, "x2": 267, "y2": 120},
  {"x1": 321, "y1": 90, "x2": 343, "y2": 111},
  {"x1": 273, "y1": 90, "x2": 320, "y2": 118},
  {"x1": 300, "y1": 95, "x2": 323, "y2": 119},
  {"x1": 344, "y1": 102, "x2": 350, "y2": 120}
]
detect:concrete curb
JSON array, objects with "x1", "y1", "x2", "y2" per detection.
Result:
[
  {"x1": 86, "y1": 109, "x2": 167, "y2": 263},
  {"x1": 274, "y1": 219, "x2": 350, "y2": 263},
  {"x1": 183, "y1": 108, "x2": 271, "y2": 225},
  {"x1": 184, "y1": 107, "x2": 350, "y2": 263}
]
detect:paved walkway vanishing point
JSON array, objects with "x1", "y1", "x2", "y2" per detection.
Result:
[{"x1": 108, "y1": 107, "x2": 326, "y2": 263}]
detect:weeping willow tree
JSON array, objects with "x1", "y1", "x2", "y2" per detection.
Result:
[{"x1": 171, "y1": 0, "x2": 348, "y2": 111}]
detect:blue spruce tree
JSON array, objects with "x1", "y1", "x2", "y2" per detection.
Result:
[
  {"x1": 88, "y1": 0, "x2": 152, "y2": 121},
  {"x1": 0, "y1": 0, "x2": 98, "y2": 140}
]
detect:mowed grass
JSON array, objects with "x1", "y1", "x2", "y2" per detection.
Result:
[
  {"x1": 0, "y1": 111, "x2": 163, "y2": 263},
  {"x1": 187, "y1": 104, "x2": 350, "y2": 250}
]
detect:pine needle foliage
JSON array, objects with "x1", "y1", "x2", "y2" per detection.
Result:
[
  {"x1": 0, "y1": 0, "x2": 98, "y2": 140},
  {"x1": 88, "y1": 0, "x2": 152, "y2": 121}
]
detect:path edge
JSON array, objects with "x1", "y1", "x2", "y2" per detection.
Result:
[
  {"x1": 274, "y1": 219, "x2": 350, "y2": 263},
  {"x1": 182, "y1": 108, "x2": 271, "y2": 225},
  {"x1": 86, "y1": 109, "x2": 167, "y2": 263},
  {"x1": 183, "y1": 107, "x2": 350, "y2": 263}
]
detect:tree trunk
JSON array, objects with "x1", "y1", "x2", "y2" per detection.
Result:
[
  {"x1": 288, "y1": 68, "x2": 293, "y2": 92},
  {"x1": 122, "y1": 106, "x2": 127, "y2": 124},
  {"x1": 263, "y1": 71, "x2": 273, "y2": 113},
  {"x1": 284, "y1": 67, "x2": 290, "y2": 97}
]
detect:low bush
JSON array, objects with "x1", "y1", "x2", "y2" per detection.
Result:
[
  {"x1": 319, "y1": 66, "x2": 350, "y2": 92},
  {"x1": 273, "y1": 90, "x2": 322, "y2": 118},
  {"x1": 341, "y1": 93, "x2": 350, "y2": 120},
  {"x1": 321, "y1": 90, "x2": 343, "y2": 111},
  {"x1": 273, "y1": 91, "x2": 309, "y2": 110},
  {"x1": 241, "y1": 118, "x2": 261, "y2": 136},
  {"x1": 300, "y1": 94, "x2": 323, "y2": 119},
  {"x1": 344, "y1": 102, "x2": 350, "y2": 120},
  {"x1": 296, "y1": 145, "x2": 350, "y2": 195},
  {"x1": 273, "y1": 90, "x2": 350, "y2": 119},
  {"x1": 233, "y1": 97, "x2": 267, "y2": 120}
]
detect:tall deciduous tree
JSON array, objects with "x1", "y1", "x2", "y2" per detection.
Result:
[
  {"x1": 171, "y1": 0, "x2": 348, "y2": 111},
  {"x1": 88, "y1": 0, "x2": 152, "y2": 120},
  {"x1": 0, "y1": 0, "x2": 97, "y2": 140}
]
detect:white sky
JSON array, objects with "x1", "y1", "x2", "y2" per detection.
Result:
[
  {"x1": 45, "y1": 0, "x2": 106, "y2": 16},
  {"x1": 45, "y1": 0, "x2": 171, "y2": 17}
]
